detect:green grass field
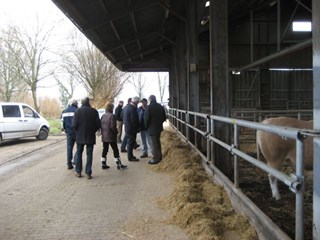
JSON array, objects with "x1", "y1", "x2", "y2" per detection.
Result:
[{"x1": 48, "y1": 119, "x2": 63, "y2": 135}]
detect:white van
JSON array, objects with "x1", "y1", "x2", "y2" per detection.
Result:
[{"x1": 0, "y1": 102, "x2": 50, "y2": 143}]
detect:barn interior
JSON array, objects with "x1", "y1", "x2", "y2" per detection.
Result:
[{"x1": 51, "y1": 0, "x2": 318, "y2": 240}]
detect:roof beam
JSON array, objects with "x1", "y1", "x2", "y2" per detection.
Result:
[
  {"x1": 115, "y1": 43, "x2": 165, "y2": 64},
  {"x1": 96, "y1": 0, "x2": 129, "y2": 56},
  {"x1": 83, "y1": 1, "x2": 158, "y2": 32},
  {"x1": 103, "y1": 31, "x2": 155, "y2": 54},
  {"x1": 156, "y1": 2, "x2": 187, "y2": 23}
]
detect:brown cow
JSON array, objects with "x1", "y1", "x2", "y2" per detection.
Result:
[{"x1": 256, "y1": 117, "x2": 313, "y2": 200}]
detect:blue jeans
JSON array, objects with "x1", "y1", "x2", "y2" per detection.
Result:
[
  {"x1": 140, "y1": 130, "x2": 149, "y2": 155},
  {"x1": 75, "y1": 144, "x2": 94, "y2": 175},
  {"x1": 66, "y1": 133, "x2": 76, "y2": 166}
]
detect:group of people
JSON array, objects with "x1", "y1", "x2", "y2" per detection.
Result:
[{"x1": 61, "y1": 95, "x2": 167, "y2": 179}]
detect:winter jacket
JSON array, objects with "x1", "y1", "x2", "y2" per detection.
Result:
[
  {"x1": 137, "y1": 106, "x2": 146, "y2": 131},
  {"x1": 73, "y1": 103, "x2": 101, "y2": 145},
  {"x1": 61, "y1": 104, "x2": 78, "y2": 135},
  {"x1": 144, "y1": 101, "x2": 167, "y2": 135},
  {"x1": 122, "y1": 103, "x2": 139, "y2": 134},
  {"x1": 101, "y1": 110, "x2": 117, "y2": 143},
  {"x1": 114, "y1": 105, "x2": 123, "y2": 121}
]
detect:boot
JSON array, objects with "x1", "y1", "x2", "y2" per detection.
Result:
[
  {"x1": 115, "y1": 157, "x2": 127, "y2": 170},
  {"x1": 101, "y1": 157, "x2": 110, "y2": 169}
]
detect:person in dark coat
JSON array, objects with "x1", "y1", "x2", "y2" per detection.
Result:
[
  {"x1": 73, "y1": 97, "x2": 101, "y2": 179},
  {"x1": 144, "y1": 95, "x2": 167, "y2": 164},
  {"x1": 122, "y1": 96, "x2": 140, "y2": 161},
  {"x1": 100, "y1": 102, "x2": 127, "y2": 170},
  {"x1": 120, "y1": 98, "x2": 139, "y2": 152},
  {"x1": 138, "y1": 98, "x2": 151, "y2": 158},
  {"x1": 114, "y1": 100, "x2": 124, "y2": 143},
  {"x1": 61, "y1": 98, "x2": 78, "y2": 169}
]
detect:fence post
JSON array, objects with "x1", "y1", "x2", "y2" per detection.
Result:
[
  {"x1": 186, "y1": 111, "x2": 189, "y2": 141},
  {"x1": 295, "y1": 137, "x2": 305, "y2": 240},
  {"x1": 207, "y1": 116, "x2": 211, "y2": 162},
  {"x1": 234, "y1": 124, "x2": 239, "y2": 188},
  {"x1": 195, "y1": 115, "x2": 198, "y2": 148},
  {"x1": 211, "y1": 117, "x2": 215, "y2": 165}
]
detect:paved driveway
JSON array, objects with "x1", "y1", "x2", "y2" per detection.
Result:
[{"x1": 0, "y1": 136, "x2": 189, "y2": 240}]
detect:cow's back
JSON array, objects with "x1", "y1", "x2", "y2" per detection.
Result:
[{"x1": 256, "y1": 117, "x2": 313, "y2": 170}]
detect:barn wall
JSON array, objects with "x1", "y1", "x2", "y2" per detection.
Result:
[{"x1": 231, "y1": 69, "x2": 313, "y2": 110}]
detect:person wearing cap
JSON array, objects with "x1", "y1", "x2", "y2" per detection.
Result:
[
  {"x1": 138, "y1": 98, "x2": 151, "y2": 158},
  {"x1": 61, "y1": 98, "x2": 78, "y2": 170},
  {"x1": 122, "y1": 96, "x2": 140, "y2": 161},
  {"x1": 73, "y1": 97, "x2": 101, "y2": 179},
  {"x1": 144, "y1": 95, "x2": 167, "y2": 164}
]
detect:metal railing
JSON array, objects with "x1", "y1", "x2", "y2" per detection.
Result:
[{"x1": 168, "y1": 108, "x2": 319, "y2": 240}]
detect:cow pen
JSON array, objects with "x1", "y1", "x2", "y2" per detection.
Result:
[{"x1": 168, "y1": 108, "x2": 319, "y2": 240}]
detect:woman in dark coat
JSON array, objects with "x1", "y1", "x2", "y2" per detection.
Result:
[{"x1": 100, "y1": 102, "x2": 127, "y2": 170}]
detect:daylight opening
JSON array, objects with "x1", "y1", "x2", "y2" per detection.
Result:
[{"x1": 292, "y1": 21, "x2": 312, "y2": 32}]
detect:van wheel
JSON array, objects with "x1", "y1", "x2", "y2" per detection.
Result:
[{"x1": 36, "y1": 127, "x2": 49, "y2": 140}]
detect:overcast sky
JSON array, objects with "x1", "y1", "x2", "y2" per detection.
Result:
[{"x1": 1, "y1": 0, "x2": 169, "y2": 103}]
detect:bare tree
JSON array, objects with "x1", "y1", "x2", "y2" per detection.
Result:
[
  {"x1": 129, "y1": 73, "x2": 147, "y2": 100},
  {"x1": 54, "y1": 72, "x2": 78, "y2": 108},
  {"x1": 157, "y1": 72, "x2": 168, "y2": 103},
  {"x1": 60, "y1": 31, "x2": 131, "y2": 108},
  {"x1": 3, "y1": 22, "x2": 55, "y2": 112},
  {"x1": 0, "y1": 26, "x2": 28, "y2": 101}
]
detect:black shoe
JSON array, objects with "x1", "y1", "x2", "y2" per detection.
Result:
[
  {"x1": 134, "y1": 144, "x2": 140, "y2": 150},
  {"x1": 102, "y1": 165, "x2": 110, "y2": 169},
  {"x1": 128, "y1": 156, "x2": 139, "y2": 161},
  {"x1": 67, "y1": 165, "x2": 74, "y2": 170},
  {"x1": 86, "y1": 174, "x2": 92, "y2": 179},
  {"x1": 116, "y1": 160, "x2": 127, "y2": 169},
  {"x1": 148, "y1": 159, "x2": 159, "y2": 165},
  {"x1": 121, "y1": 149, "x2": 127, "y2": 153},
  {"x1": 140, "y1": 154, "x2": 148, "y2": 158},
  {"x1": 75, "y1": 172, "x2": 82, "y2": 178}
]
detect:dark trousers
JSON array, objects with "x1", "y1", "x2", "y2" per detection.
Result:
[
  {"x1": 102, "y1": 142, "x2": 120, "y2": 158},
  {"x1": 150, "y1": 134, "x2": 162, "y2": 162},
  {"x1": 66, "y1": 133, "x2": 76, "y2": 166},
  {"x1": 75, "y1": 144, "x2": 94, "y2": 175},
  {"x1": 127, "y1": 133, "x2": 137, "y2": 160},
  {"x1": 120, "y1": 133, "x2": 128, "y2": 151}
]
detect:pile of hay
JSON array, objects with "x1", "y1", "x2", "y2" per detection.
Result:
[{"x1": 152, "y1": 128, "x2": 258, "y2": 240}]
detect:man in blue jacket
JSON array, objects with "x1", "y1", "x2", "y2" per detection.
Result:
[
  {"x1": 144, "y1": 95, "x2": 167, "y2": 164},
  {"x1": 61, "y1": 98, "x2": 78, "y2": 170},
  {"x1": 122, "y1": 96, "x2": 140, "y2": 161},
  {"x1": 73, "y1": 97, "x2": 101, "y2": 179}
]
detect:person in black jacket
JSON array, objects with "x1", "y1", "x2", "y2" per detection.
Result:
[
  {"x1": 61, "y1": 98, "x2": 78, "y2": 170},
  {"x1": 144, "y1": 95, "x2": 167, "y2": 164},
  {"x1": 138, "y1": 98, "x2": 150, "y2": 158},
  {"x1": 114, "y1": 100, "x2": 124, "y2": 143},
  {"x1": 122, "y1": 96, "x2": 140, "y2": 161},
  {"x1": 73, "y1": 97, "x2": 101, "y2": 179}
]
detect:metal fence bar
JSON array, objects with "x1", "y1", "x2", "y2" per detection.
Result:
[{"x1": 168, "y1": 107, "x2": 320, "y2": 240}]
